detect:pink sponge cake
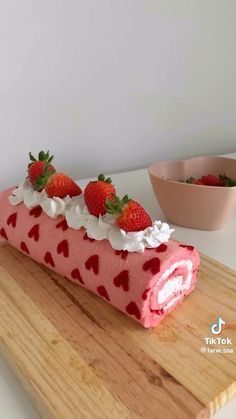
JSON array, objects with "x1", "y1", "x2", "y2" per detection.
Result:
[{"x1": 0, "y1": 151, "x2": 200, "y2": 328}]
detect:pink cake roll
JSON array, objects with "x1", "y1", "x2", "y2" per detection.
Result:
[{"x1": 0, "y1": 187, "x2": 200, "y2": 328}]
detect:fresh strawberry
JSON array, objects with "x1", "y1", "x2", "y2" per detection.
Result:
[
  {"x1": 44, "y1": 172, "x2": 82, "y2": 198},
  {"x1": 84, "y1": 174, "x2": 116, "y2": 217},
  {"x1": 106, "y1": 194, "x2": 152, "y2": 232},
  {"x1": 28, "y1": 150, "x2": 55, "y2": 190},
  {"x1": 200, "y1": 174, "x2": 224, "y2": 187},
  {"x1": 194, "y1": 179, "x2": 204, "y2": 185}
]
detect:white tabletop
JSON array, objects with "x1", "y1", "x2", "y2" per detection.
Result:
[{"x1": 0, "y1": 154, "x2": 235, "y2": 418}]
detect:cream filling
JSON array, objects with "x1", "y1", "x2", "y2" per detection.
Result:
[
  {"x1": 158, "y1": 275, "x2": 184, "y2": 305},
  {"x1": 156, "y1": 259, "x2": 193, "y2": 309}
]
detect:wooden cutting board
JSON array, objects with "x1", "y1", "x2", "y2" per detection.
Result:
[{"x1": 0, "y1": 243, "x2": 235, "y2": 419}]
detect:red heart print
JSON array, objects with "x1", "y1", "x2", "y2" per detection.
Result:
[
  {"x1": 71, "y1": 268, "x2": 84, "y2": 284},
  {"x1": 29, "y1": 206, "x2": 42, "y2": 218},
  {"x1": 85, "y1": 255, "x2": 99, "y2": 275},
  {"x1": 0, "y1": 227, "x2": 8, "y2": 240},
  {"x1": 28, "y1": 224, "x2": 40, "y2": 241},
  {"x1": 113, "y1": 270, "x2": 129, "y2": 291},
  {"x1": 126, "y1": 302, "x2": 141, "y2": 320},
  {"x1": 156, "y1": 243, "x2": 167, "y2": 252},
  {"x1": 20, "y1": 241, "x2": 30, "y2": 254},
  {"x1": 114, "y1": 250, "x2": 128, "y2": 260},
  {"x1": 83, "y1": 233, "x2": 95, "y2": 242},
  {"x1": 143, "y1": 257, "x2": 160, "y2": 275},
  {"x1": 44, "y1": 252, "x2": 55, "y2": 267},
  {"x1": 150, "y1": 308, "x2": 164, "y2": 316},
  {"x1": 179, "y1": 244, "x2": 194, "y2": 251},
  {"x1": 142, "y1": 288, "x2": 150, "y2": 300},
  {"x1": 97, "y1": 285, "x2": 110, "y2": 301},
  {"x1": 57, "y1": 240, "x2": 69, "y2": 257},
  {"x1": 7, "y1": 212, "x2": 17, "y2": 228},
  {"x1": 56, "y1": 219, "x2": 68, "y2": 231}
]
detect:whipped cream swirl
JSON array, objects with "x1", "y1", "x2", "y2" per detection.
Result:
[
  {"x1": 9, "y1": 180, "x2": 83, "y2": 218},
  {"x1": 9, "y1": 181, "x2": 174, "y2": 252}
]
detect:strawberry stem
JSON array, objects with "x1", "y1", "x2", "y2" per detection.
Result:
[
  {"x1": 34, "y1": 167, "x2": 55, "y2": 191},
  {"x1": 98, "y1": 173, "x2": 112, "y2": 183},
  {"x1": 29, "y1": 150, "x2": 54, "y2": 165},
  {"x1": 186, "y1": 176, "x2": 195, "y2": 184},
  {"x1": 29, "y1": 152, "x2": 37, "y2": 162},
  {"x1": 219, "y1": 173, "x2": 236, "y2": 187},
  {"x1": 106, "y1": 194, "x2": 130, "y2": 214}
]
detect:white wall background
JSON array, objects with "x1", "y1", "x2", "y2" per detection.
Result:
[{"x1": 0, "y1": 0, "x2": 236, "y2": 188}]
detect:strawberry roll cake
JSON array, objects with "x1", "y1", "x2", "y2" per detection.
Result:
[{"x1": 0, "y1": 151, "x2": 200, "y2": 328}]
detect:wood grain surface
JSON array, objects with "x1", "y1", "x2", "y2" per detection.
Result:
[{"x1": 0, "y1": 244, "x2": 235, "y2": 419}]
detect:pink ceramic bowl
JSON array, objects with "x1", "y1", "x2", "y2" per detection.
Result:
[{"x1": 148, "y1": 156, "x2": 236, "y2": 230}]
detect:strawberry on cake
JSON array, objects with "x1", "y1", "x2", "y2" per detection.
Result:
[{"x1": 0, "y1": 150, "x2": 200, "y2": 328}]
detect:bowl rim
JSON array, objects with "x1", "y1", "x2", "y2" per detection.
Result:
[{"x1": 148, "y1": 155, "x2": 236, "y2": 189}]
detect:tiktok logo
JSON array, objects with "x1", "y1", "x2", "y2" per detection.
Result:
[{"x1": 210, "y1": 317, "x2": 226, "y2": 335}]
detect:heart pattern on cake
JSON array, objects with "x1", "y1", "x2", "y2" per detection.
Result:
[
  {"x1": 20, "y1": 241, "x2": 29, "y2": 254},
  {"x1": 7, "y1": 212, "x2": 17, "y2": 228},
  {"x1": 142, "y1": 287, "x2": 150, "y2": 300},
  {"x1": 113, "y1": 270, "x2": 129, "y2": 291},
  {"x1": 150, "y1": 308, "x2": 164, "y2": 316},
  {"x1": 83, "y1": 233, "x2": 95, "y2": 242},
  {"x1": 97, "y1": 285, "x2": 110, "y2": 301},
  {"x1": 85, "y1": 255, "x2": 99, "y2": 275},
  {"x1": 0, "y1": 227, "x2": 8, "y2": 240},
  {"x1": 143, "y1": 257, "x2": 161, "y2": 275},
  {"x1": 126, "y1": 302, "x2": 141, "y2": 320},
  {"x1": 71, "y1": 268, "x2": 84, "y2": 284},
  {"x1": 57, "y1": 240, "x2": 69, "y2": 257},
  {"x1": 56, "y1": 219, "x2": 68, "y2": 231},
  {"x1": 156, "y1": 243, "x2": 167, "y2": 253},
  {"x1": 44, "y1": 251, "x2": 55, "y2": 267},
  {"x1": 29, "y1": 206, "x2": 42, "y2": 218},
  {"x1": 179, "y1": 244, "x2": 194, "y2": 251},
  {"x1": 28, "y1": 224, "x2": 40, "y2": 241},
  {"x1": 115, "y1": 250, "x2": 128, "y2": 260}
]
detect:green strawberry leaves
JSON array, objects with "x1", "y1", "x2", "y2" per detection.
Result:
[
  {"x1": 106, "y1": 194, "x2": 130, "y2": 214},
  {"x1": 29, "y1": 150, "x2": 54, "y2": 165},
  {"x1": 219, "y1": 173, "x2": 236, "y2": 187},
  {"x1": 98, "y1": 174, "x2": 112, "y2": 183}
]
